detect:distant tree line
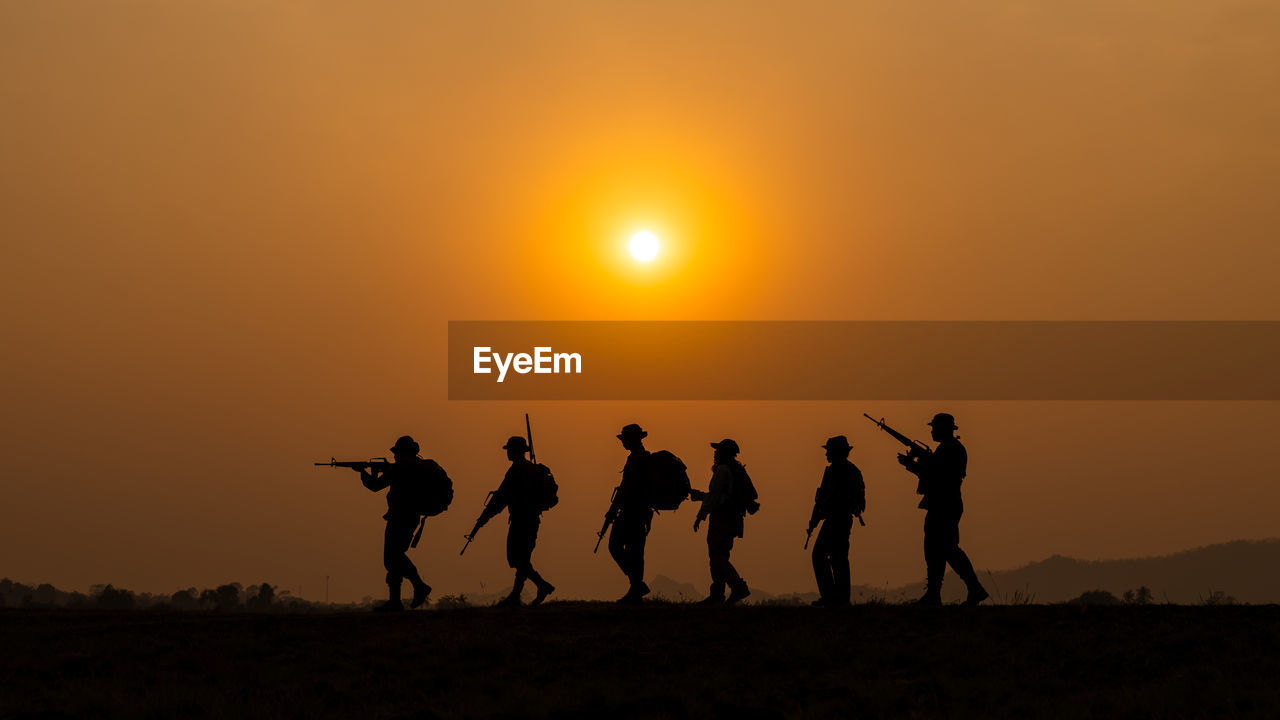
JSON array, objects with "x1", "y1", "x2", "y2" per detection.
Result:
[
  {"x1": 0, "y1": 579, "x2": 368, "y2": 612},
  {"x1": 1068, "y1": 585, "x2": 1238, "y2": 606}
]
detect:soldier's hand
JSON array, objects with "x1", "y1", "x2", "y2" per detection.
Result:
[
  {"x1": 896, "y1": 453, "x2": 911, "y2": 466},
  {"x1": 692, "y1": 517, "x2": 702, "y2": 533}
]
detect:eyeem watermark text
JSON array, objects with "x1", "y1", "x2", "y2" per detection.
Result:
[{"x1": 473, "y1": 346, "x2": 583, "y2": 383}]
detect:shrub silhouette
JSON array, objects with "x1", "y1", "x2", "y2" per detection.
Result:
[
  {"x1": 94, "y1": 584, "x2": 136, "y2": 610},
  {"x1": 246, "y1": 584, "x2": 276, "y2": 611},
  {"x1": 1069, "y1": 590, "x2": 1121, "y2": 606},
  {"x1": 1123, "y1": 586, "x2": 1154, "y2": 605},
  {"x1": 200, "y1": 583, "x2": 242, "y2": 611},
  {"x1": 1199, "y1": 590, "x2": 1237, "y2": 606}
]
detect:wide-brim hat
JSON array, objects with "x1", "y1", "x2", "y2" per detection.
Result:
[
  {"x1": 617, "y1": 423, "x2": 648, "y2": 440},
  {"x1": 503, "y1": 435, "x2": 530, "y2": 453},
  {"x1": 390, "y1": 435, "x2": 419, "y2": 454},
  {"x1": 710, "y1": 438, "x2": 740, "y2": 455},
  {"x1": 822, "y1": 435, "x2": 852, "y2": 452},
  {"x1": 928, "y1": 413, "x2": 958, "y2": 430}
]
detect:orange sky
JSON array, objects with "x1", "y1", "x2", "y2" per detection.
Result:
[{"x1": 2, "y1": 1, "x2": 1278, "y2": 602}]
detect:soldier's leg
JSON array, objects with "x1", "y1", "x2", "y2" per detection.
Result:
[
  {"x1": 830, "y1": 522, "x2": 851, "y2": 603},
  {"x1": 383, "y1": 521, "x2": 404, "y2": 601},
  {"x1": 945, "y1": 520, "x2": 986, "y2": 597},
  {"x1": 921, "y1": 514, "x2": 948, "y2": 601},
  {"x1": 607, "y1": 520, "x2": 632, "y2": 579},
  {"x1": 631, "y1": 521, "x2": 649, "y2": 588},
  {"x1": 524, "y1": 521, "x2": 548, "y2": 588},
  {"x1": 506, "y1": 525, "x2": 532, "y2": 596},
  {"x1": 391, "y1": 519, "x2": 427, "y2": 591},
  {"x1": 707, "y1": 526, "x2": 743, "y2": 596},
  {"x1": 706, "y1": 532, "x2": 727, "y2": 598},
  {"x1": 722, "y1": 535, "x2": 742, "y2": 586},
  {"x1": 811, "y1": 526, "x2": 834, "y2": 599}
]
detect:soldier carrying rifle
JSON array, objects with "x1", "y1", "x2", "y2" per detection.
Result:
[
  {"x1": 316, "y1": 435, "x2": 453, "y2": 612},
  {"x1": 597, "y1": 424, "x2": 695, "y2": 604},
  {"x1": 806, "y1": 435, "x2": 866, "y2": 607},
  {"x1": 464, "y1": 428, "x2": 559, "y2": 608},
  {"x1": 866, "y1": 412, "x2": 988, "y2": 606}
]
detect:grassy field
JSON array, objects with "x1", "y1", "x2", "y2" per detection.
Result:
[{"x1": 2, "y1": 603, "x2": 1277, "y2": 719}]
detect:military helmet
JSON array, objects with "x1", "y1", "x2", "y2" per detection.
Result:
[
  {"x1": 617, "y1": 423, "x2": 648, "y2": 440},
  {"x1": 390, "y1": 435, "x2": 420, "y2": 455},
  {"x1": 928, "y1": 413, "x2": 958, "y2": 430},
  {"x1": 710, "y1": 438, "x2": 740, "y2": 456},
  {"x1": 503, "y1": 435, "x2": 530, "y2": 454}
]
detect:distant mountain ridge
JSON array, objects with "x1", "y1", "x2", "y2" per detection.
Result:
[
  {"x1": 963, "y1": 538, "x2": 1280, "y2": 604},
  {"x1": 652, "y1": 539, "x2": 1280, "y2": 605}
]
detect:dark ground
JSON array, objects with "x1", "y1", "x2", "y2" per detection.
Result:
[{"x1": 2, "y1": 603, "x2": 1277, "y2": 719}]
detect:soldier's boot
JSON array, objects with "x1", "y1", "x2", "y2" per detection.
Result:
[
  {"x1": 375, "y1": 582, "x2": 405, "y2": 612},
  {"x1": 698, "y1": 582, "x2": 726, "y2": 605},
  {"x1": 530, "y1": 580, "x2": 555, "y2": 607},
  {"x1": 726, "y1": 580, "x2": 751, "y2": 606},
  {"x1": 618, "y1": 579, "x2": 650, "y2": 604},
  {"x1": 408, "y1": 581, "x2": 432, "y2": 609},
  {"x1": 496, "y1": 591, "x2": 522, "y2": 607},
  {"x1": 950, "y1": 550, "x2": 989, "y2": 606},
  {"x1": 916, "y1": 575, "x2": 943, "y2": 606}
]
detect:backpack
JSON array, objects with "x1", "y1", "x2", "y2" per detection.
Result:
[
  {"x1": 647, "y1": 450, "x2": 692, "y2": 511},
  {"x1": 531, "y1": 463, "x2": 559, "y2": 512},
  {"x1": 412, "y1": 458, "x2": 454, "y2": 517},
  {"x1": 729, "y1": 464, "x2": 759, "y2": 515}
]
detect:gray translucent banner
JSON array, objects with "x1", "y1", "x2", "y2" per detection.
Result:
[{"x1": 448, "y1": 321, "x2": 1280, "y2": 400}]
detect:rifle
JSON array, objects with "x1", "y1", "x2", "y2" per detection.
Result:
[
  {"x1": 460, "y1": 491, "x2": 495, "y2": 556},
  {"x1": 525, "y1": 412, "x2": 536, "y2": 464},
  {"x1": 594, "y1": 486, "x2": 620, "y2": 553},
  {"x1": 313, "y1": 457, "x2": 391, "y2": 472},
  {"x1": 863, "y1": 413, "x2": 930, "y2": 505},
  {"x1": 862, "y1": 414, "x2": 932, "y2": 458}
]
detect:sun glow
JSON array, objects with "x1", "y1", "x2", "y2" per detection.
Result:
[{"x1": 629, "y1": 230, "x2": 661, "y2": 262}]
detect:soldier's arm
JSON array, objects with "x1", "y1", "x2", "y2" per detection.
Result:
[
  {"x1": 477, "y1": 480, "x2": 511, "y2": 526},
  {"x1": 360, "y1": 467, "x2": 390, "y2": 492},
  {"x1": 807, "y1": 471, "x2": 827, "y2": 529},
  {"x1": 697, "y1": 466, "x2": 730, "y2": 521},
  {"x1": 807, "y1": 503, "x2": 823, "y2": 531}
]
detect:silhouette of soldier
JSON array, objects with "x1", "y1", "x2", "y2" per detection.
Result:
[
  {"x1": 899, "y1": 413, "x2": 989, "y2": 606},
  {"x1": 356, "y1": 435, "x2": 434, "y2": 612},
  {"x1": 470, "y1": 436, "x2": 557, "y2": 607},
  {"x1": 807, "y1": 435, "x2": 866, "y2": 607},
  {"x1": 606, "y1": 424, "x2": 656, "y2": 603},
  {"x1": 694, "y1": 439, "x2": 758, "y2": 605}
]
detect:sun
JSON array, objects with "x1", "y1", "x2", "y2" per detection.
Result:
[{"x1": 628, "y1": 230, "x2": 660, "y2": 262}]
